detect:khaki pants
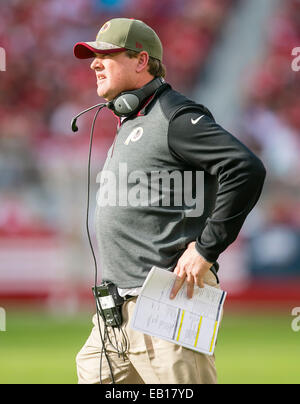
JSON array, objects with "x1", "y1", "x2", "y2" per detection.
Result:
[{"x1": 76, "y1": 271, "x2": 220, "y2": 384}]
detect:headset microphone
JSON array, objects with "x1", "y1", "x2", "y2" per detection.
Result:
[
  {"x1": 71, "y1": 102, "x2": 109, "y2": 132},
  {"x1": 71, "y1": 77, "x2": 165, "y2": 132}
]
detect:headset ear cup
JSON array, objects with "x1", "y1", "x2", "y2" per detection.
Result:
[
  {"x1": 109, "y1": 77, "x2": 165, "y2": 117},
  {"x1": 113, "y1": 93, "x2": 141, "y2": 117}
]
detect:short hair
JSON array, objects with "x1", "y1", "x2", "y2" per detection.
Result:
[{"x1": 125, "y1": 50, "x2": 166, "y2": 78}]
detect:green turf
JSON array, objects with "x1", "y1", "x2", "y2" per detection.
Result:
[
  {"x1": 0, "y1": 310, "x2": 299, "y2": 384},
  {"x1": 215, "y1": 312, "x2": 300, "y2": 384},
  {"x1": 0, "y1": 311, "x2": 92, "y2": 384}
]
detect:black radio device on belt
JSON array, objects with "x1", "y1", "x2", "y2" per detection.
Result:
[{"x1": 92, "y1": 282, "x2": 124, "y2": 328}]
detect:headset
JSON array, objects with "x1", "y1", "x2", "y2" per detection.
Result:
[
  {"x1": 107, "y1": 76, "x2": 165, "y2": 117},
  {"x1": 71, "y1": 77, "x2": 165, "y2": 132},
  {"x1": 70, "y1": 76, "x2": 165, "y2": 384}
]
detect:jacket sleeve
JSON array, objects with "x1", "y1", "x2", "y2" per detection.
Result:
[{"x1": 168, "y1": 109, "x2": 266, "y2": 263}]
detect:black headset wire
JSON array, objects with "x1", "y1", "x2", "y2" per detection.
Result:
[
  {"x1": 86, "y1": 106, "x2": 130, "y2": 384},
  {"x1": 83, "y1": 87, "x2": 156, "y2": 382},
  {"x1": 75, "y1": 79, "x2": 166, "y2": 383},
  {"x1": 85, "y1": 104, "x2": 116, "y2": 384}
]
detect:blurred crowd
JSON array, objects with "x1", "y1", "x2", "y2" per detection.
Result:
[
  {"x1": 0, "y1": 0, "x2": 299, "y2": 296},
  {"x1": 0, "y1": 0, "x2": 233, "y2": 137},
  {"x1": 240, "y1": 0, "x2": 300, "y2": 183},
  {"x1": 237, "y1": 0, "x2": 300, "y2": 280},
  {"x1": 0, "y1": 0, "x2": 233, "y2": 229}
]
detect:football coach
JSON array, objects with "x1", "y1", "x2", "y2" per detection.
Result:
[{"x1": 73, "y1": 18, "x2": 266, "y2": 384}]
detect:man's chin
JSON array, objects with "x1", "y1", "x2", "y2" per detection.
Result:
[
  {"x1": 97, "y1": 88, "x2": 106, "y2": 99},
  {"x1": 97, "y1": 89, "x2": 113, "y2": 102}
]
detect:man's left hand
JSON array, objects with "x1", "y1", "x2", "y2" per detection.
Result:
[{"x1": 170, "y1": 242, "x2": 213, "y2": 300}]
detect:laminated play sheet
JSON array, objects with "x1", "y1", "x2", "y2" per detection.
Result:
[{"x1": 131, "y1": 266, "x2": 226, "y2": 355}]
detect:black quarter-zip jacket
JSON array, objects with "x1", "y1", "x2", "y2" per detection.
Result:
[{"x1": 95, "y1": 83, "x2": 266, "y2": 288}]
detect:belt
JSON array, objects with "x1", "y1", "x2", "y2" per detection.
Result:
[{"x1": 123, "y1": 294, "x2": 136, "y2": 301}]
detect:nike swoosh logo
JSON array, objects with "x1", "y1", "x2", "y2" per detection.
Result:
[{"x1": 191, "y1": 115, "x2": 204, "y2": 125}]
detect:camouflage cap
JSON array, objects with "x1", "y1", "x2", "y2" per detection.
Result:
[{"x1": 74, "y1": 18, "x2": 163, "y2": 61}]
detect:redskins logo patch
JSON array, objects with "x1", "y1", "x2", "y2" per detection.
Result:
[
  {"x1": 124, "y1": 127, "x2": 144, "y2": 145},
  {"x1": 100, "y1": 21, "x2": 111, "y2": 33}
]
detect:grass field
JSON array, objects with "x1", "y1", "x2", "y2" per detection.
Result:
[{"x1": 0, "y1": 309, "x2": 299, "y2": 384}]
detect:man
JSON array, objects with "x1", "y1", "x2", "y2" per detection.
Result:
[{"x1": 74, "y1": 18, "x2": 266, "y2": 384}]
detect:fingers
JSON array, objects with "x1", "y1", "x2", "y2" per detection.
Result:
[
  {"x1": 170, "y1": 272, "x2": 186, "y2": 299},
  {"x1": 186, "y1": 274, "x2": 194, "y2": 299},
  {"x1": 170, "y1": 271, "x2": 205, "y2": 300},
  {"x1": 170, "y1": 256, "x2": 207, "y2": 299},
  {"x1": 194, "y1": 273, "x2": 205, "y2": 289},
  {"x1": 170, "y1": 268, "x2": 196, "y2": 300}
]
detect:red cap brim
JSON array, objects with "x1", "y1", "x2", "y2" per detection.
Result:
[{"x1": 74, "y1": 42, "x2": 127, "y2": 59}]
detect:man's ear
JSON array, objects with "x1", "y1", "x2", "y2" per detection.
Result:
[{"x1": 136, "y1": 51, "x2": 150, "y2": 73}]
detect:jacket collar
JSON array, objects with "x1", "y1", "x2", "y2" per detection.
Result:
[{"x1": 138, "y1": 82, "x2": 171, "y2": 116}]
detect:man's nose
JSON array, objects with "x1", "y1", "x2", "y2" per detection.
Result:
[{"x1": 90, "y1": 57, "x2": 103, "y2": 71}]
